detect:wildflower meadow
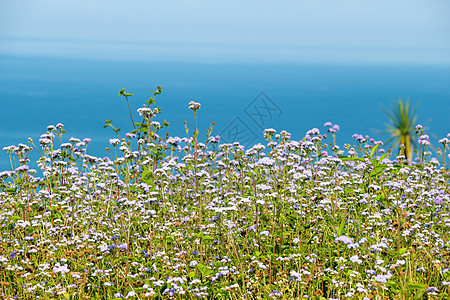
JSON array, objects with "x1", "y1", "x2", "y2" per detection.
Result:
[{"x1": 1, "y1": 87, "x2": 449, "y2": 300}]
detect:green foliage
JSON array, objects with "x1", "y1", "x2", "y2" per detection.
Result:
[{"x1": 0, "y1": 87, "x2": 448, "y2": 299}]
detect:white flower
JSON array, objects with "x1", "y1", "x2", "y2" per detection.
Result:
[
  {"x1": 350, "y1": 255, "x2": 362, "y2": 264},
  {"x1": 109, "y1": 139, "x2": 120, "y2": 145},
  {"x1": 126, "y1": 291, "x2": 136, "y2": 298},
  {"x1": 53, "y1": 263, "x2": 70, "y2": 277},
  {"x1": 188, "y1": 101, "x2": 201, "y2": 111},
  {"x1": 335, "y1": 236, "x2": 353, "y2": 244},
  {"x1": 260, "y1": 230, "x2": 270, "y2": 236},
  {"x1": 190, "y1": 260, "x2": 198, "y2": 267}
]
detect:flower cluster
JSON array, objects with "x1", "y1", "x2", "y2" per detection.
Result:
[{"x1": 0, "y1": 97, "x2": 449, "y2": 299}]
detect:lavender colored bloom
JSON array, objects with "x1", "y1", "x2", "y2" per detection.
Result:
[
  {"x1": 188, "y1": 101, "x2": 201, "y2": 111},
  {"x1": 269, "y1": 290, "x2": 282, "y2": 297},
  {"x1": 439, "y1": 138, "x2": 449, "y2": 144},
  {"x1": 117, "y1": 243, "x2": 127, "y2": 251},
  {"x1": 290, "y1": 271, "x2": 302, "y2": 281},
  {"x1": 15, "y1": 165, "x2": 29, "y2": 172},
  {"x1": 69, "y1": 137, "x2": 81, "y2": 143},
  {"x1": 109, "y1": 139, "x2": 120, "y2": 145},
  {"x1": 260, "y1": 230, "x2": 270, "y2": 236},
  {"x1": 306, "y1": 128, "x2": 320, "y2": 136},
  {"x1": 335, "y1": 235, "x2": 353, "y2": 244},
  {"x1": 352, "y1": 134, "x2": 366, "y2": 142},
  {"x1": 375, "y1": 274, "x2": 390, "y2": 283},
  {"x1": 190, "y1": 260, "x2": 198, "y2": 267},
  {"x1": 257, "y1": 157, "x2": 275, "y2": 166}
]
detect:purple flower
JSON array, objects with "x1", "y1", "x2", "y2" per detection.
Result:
[
  {"x1": 269, "y1": 290, "x2": 282, "y2": 297},
  {"x1": 306, "y1": 128, "x2": 320, "y2": 136},
  {"x1": 352, "y1": 134, "x2": 366, "y2": 142},
  {"x1": 109, "y1": 139, "x2": 120, "y2": 145},
  {"x1": 15, "y1": 165, "x2": 29, "y2": 173},
  {"x1": 117, "y1": 243, "x2": 127, "y2": 251},
  {"x1": 190, "y1": 260, "x2": 198, "y2": 267},
  {"x1": 260, "y1": 230, "x2": 270, "y2": 236},
  {"x1": 439, "y1": 138, "x2": 449, "y2": 145},
  {"x1": 375, "y1": 274, "x2": 391, "y2": 283},
  {"x1": 335, "y1": 235, "x2": 353, "y2": 244}
]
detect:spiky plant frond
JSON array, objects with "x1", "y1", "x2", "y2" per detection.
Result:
[{"x1": 381, "y1": 98, "x2": 419, "y2": 162}]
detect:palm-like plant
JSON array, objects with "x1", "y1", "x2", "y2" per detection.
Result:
[{"x1": 382, "y1": 98, "x2": 419, "y2": 162}]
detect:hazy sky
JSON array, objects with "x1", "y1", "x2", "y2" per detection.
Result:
[{"x1": 1, "y1": 0, "x2": 449, "y2": 63}]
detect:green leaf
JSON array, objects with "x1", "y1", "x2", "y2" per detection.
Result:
[
  {"x1": 378, "y1": 152, "x2": 389, "y2": 163},
  {"x1": 141, "y1": 169, "x2": 155, "y2": 187},
  {"x1": 5, "y1": 187, "x2": 17, "y2": 193},
  {"x1": 370, "y1": 143, "x2": 380, "y2": 159},
  {"x1": 407, "y1": 283, "x2": 427, "y2": 290},
  {"x1": 197, "y1": 264, "x2": 213, "y2": 276},
  {"x1": 413, "y1": 291, "x2": 425, "y2": 300},
  {"x1": 339, "y1": 156, "x2": 365, "y2": 162},
  {"x1": 387, "y1": 280, "x2": 399, "y2": 289},
  {"x1": 399, "y1": 247, "x2": 407, "y2": 256},
  {"x1": 112, "y1": 257, "x2": 127, "y2": 266},
  {"x1": 337, "y1": 217, "x2": 346, "y2": 237},
  {"x1": 202, "y1": 235, "x2": 214, "y2": 241},
  {"x1": 369, "y1": 164, "x2": 388, "y2": 177}
]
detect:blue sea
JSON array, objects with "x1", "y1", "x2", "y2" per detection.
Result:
[{"x1": 0, "y1": 55, "x2": 449, "y2": 172}]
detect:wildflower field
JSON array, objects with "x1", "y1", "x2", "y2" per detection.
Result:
[{"x1": 1, "y1": 88, "x2": 449, "y2": 300}]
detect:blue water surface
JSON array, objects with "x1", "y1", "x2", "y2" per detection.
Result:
[{"x1": 0, "y1": 55, "x2": 449, "y2": 172}]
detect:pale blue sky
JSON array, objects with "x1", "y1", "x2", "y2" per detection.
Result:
[{"x1": 1, "y1": 0, "x2": 449, "y2": 63}]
